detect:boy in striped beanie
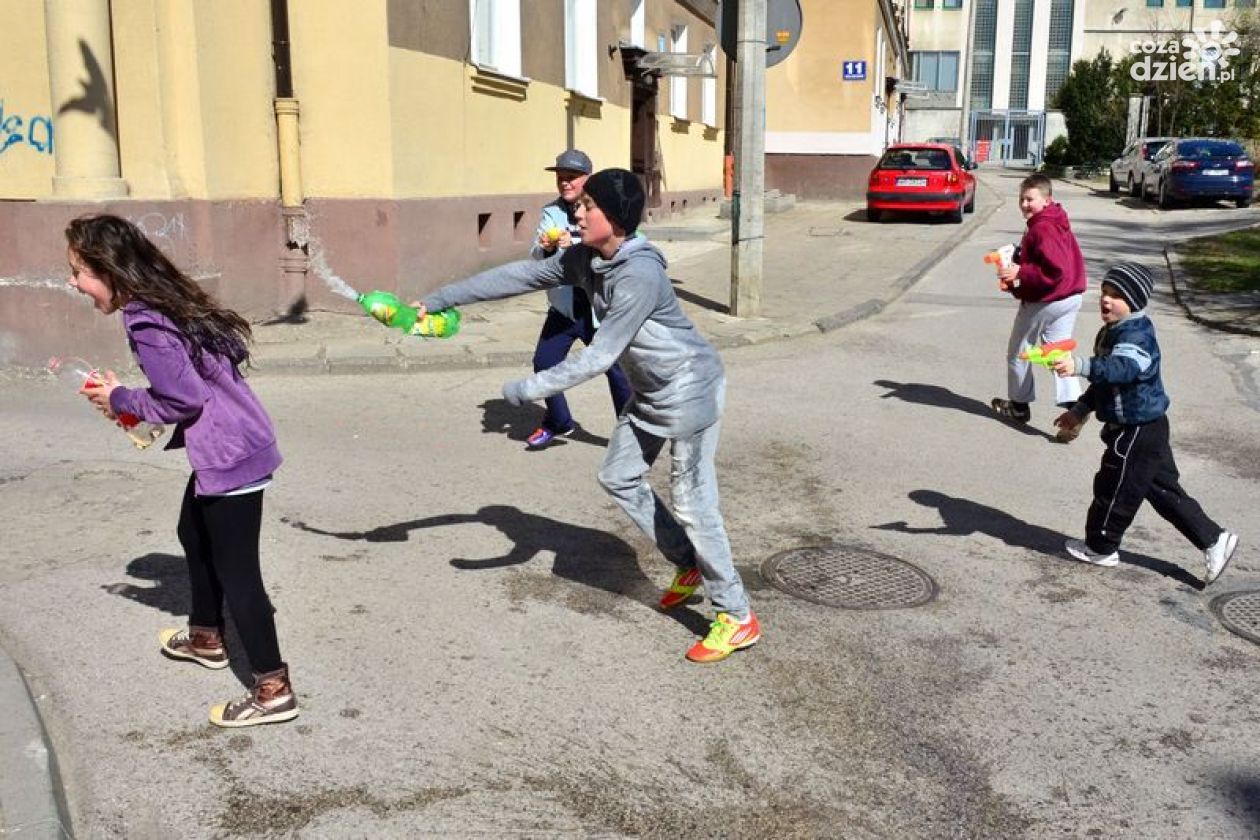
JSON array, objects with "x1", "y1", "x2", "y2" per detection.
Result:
[{"x1": 1051, "y1": 262, "x2": 1238, "y2": 584}]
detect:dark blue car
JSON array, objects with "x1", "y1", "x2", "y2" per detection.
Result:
[{"x1": 1146, "y1": 138, "x2": 1254, "y2": 208}]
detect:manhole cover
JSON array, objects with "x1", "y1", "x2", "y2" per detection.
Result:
[
  {"x1": 760, "y1": 545, "x2": 938, "y2": 610},
  {"x1": 1210, "y1": 590, "x2": 1260, "y2": 645}
]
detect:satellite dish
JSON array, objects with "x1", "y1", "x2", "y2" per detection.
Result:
[{"x1": 716, "y1": 0, "x2": 803, "y2": 69}]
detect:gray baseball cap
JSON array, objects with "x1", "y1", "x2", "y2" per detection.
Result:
[{"x1": 545, "y1": 149, "x2": 593, "y2": 174}]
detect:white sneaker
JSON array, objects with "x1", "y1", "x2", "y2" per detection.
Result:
[
  {"x1": 1204, "y1": 530, "x2": 1239, "y2": 585},
  {"x1": 1065, "y1": 538, "x2": 1119, "y2": 567}
]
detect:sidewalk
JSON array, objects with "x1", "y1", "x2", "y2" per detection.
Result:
[{"x1": 247, "y1": 189, "x2": 1006, "y2": 376}]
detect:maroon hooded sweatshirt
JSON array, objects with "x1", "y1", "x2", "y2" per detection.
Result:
[{"x1": 1014, "y1": 202, "x2": 1087, "y2": 303}]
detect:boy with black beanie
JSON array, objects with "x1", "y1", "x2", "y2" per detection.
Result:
[
  {"x1": 1053, "y1": 262, "x2": 1239, "y2": 584},
  {"x1": 417, "y1": 168, "x2": 760, "y2": 662}
]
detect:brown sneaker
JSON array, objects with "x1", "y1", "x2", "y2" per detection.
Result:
[
  {"x1": 159, "y1": 626, "x2": 229, "y2": 670},
  {"x1": 209, "y1": 666, "x2": 299, "y2": 728}
]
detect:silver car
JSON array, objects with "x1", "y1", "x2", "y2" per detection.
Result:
[{"x1": 1109, "y1": 137, "x2": 1174, "y2": 197}]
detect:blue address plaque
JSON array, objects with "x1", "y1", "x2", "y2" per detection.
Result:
[{"x1": 842, "y1": 60, "x2": 867, "y2": 81}]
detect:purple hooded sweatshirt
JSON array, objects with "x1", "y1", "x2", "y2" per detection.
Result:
[{"x1": 109, "y1": 302, "x2": 281, "y2": 496}]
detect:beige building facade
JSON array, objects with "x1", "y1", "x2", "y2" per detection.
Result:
[
  {"x1": 0, "y1": 0, "x2": 726, "y2": 365},
  {"x1": 763, "y1": 0, "x2": 910, "y2": 199}
]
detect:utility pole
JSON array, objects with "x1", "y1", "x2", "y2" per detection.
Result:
[{"x1": 730, "y1": 0, "x2": 766, "y2": 318}]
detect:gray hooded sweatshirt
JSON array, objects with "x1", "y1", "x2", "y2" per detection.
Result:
[{"x1": 422, "y1": 235, "x2": 724, "y2": 437}]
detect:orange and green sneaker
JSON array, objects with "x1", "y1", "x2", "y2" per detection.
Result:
[
  {"x1": 685, "y1": 611, "x2": 761, "y2": 663},
  {"x1": 659, "y1": 567, "x2": 703, "y2": 610}
]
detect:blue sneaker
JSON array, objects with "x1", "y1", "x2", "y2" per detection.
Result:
[{"x1": 526, "y1": 425, "x2": 574, "y2": 449}]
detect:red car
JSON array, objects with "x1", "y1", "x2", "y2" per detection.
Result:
[{"x1": 866, "y1": 143, "x2": 977, "y2": 223}]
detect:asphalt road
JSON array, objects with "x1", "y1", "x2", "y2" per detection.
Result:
[{"x1": 1, "y1": 177, "x2": 1258, "y2": 838}]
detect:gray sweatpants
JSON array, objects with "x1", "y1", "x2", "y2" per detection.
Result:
[
  {"x1": 1005, "y1": 294, "x2": 1084, "y2": 406},
  {"x1": 597, "y1": 414, "x2": 750, "y2": 619}
]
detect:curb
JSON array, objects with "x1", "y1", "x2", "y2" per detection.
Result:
[
  {"x1": 0, "y1": 646, "x2": 73, "y2": 838},
  {"x1": 815, "y1": 184, "x2": 1006, "y2": 333},
  {"x1": 1163, "y1": 245, "x2": 1260, "y2": 339}
]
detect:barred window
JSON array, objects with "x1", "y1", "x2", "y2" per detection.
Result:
[
  {"x1": 1045, "y1": 0, "x2": 1074, "y2": 105},
  {"x1": 969, "y1": 0, "x2": 997, "y2": 110},
  {"x1": 1008, "y1": 0, "x2": 1034, "y2": 109}
]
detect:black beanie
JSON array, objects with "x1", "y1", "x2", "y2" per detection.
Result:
[
  {"x1": 1102, "y1": 262, "x2": 1154, "y2": 311},
  {"x1": 583, "y1": 168, "x2": 645, "y2": 235}
]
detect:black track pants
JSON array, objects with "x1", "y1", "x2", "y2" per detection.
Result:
[
  {"x1": 176, "y1": 476, "x2": 283, "y2": 673},
  {"x1": 1085, "y1": 416, "x2": 1221, "y2": 555}
]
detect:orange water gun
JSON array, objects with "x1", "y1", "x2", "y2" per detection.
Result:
[
  {"x1": 1019, "y1": 339, "x2": 1077, "y2": 368},
  {"x1": 984, "y1": 244, "x2": 1015, "y2": 273}
]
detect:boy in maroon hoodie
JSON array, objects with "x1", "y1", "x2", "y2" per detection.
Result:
[{"x1": 990, "y1": 174, "x2": 1088, "y2": 442}]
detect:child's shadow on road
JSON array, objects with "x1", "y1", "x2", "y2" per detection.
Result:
[
  {"x1": 285, "y1": 506, "x2": 709, "y2": 634},
  {"x1": 102, "y1": 553, "x2": 255, "y2": 685},
  {"x1": 874, "y1": 489, "x2": 1202, "y2": 589},
  {"x1": 874, "y1": 379, "x2": 1055, "y2": 441},
  {"x1": 478, "y1": 399, "x2": 609, "y2": 449}
]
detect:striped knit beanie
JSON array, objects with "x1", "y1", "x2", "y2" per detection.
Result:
[{"x1": 1102, "y1": 262, "x2": 1155, "y2": 311}]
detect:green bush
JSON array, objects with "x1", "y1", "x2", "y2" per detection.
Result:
[{"x1": 1043, "y1": 136, "x2": 1071, "y2": 166}]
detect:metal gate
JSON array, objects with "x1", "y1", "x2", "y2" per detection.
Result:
[{"x1": 969, "y1": 110, "x2": 1046, "y2": 167}]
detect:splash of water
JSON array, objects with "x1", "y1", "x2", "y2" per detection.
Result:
[
  {"x1": 307, "y1": 244, "x2": 360, "y2": 301},
  {"x1": 0, "y1": 276, "x2": 77, "y2": 294}
]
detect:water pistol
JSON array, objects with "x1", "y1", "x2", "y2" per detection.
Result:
[
  {"x1": 1019, "y1": 339, "x2": 1077, "y2": 368},
  {"x1": 356, "y1": 291, "x2": 461, "y2": 339},
  {"x1": 983, "y1": 244, "x2": 1016, "y2": 273}
]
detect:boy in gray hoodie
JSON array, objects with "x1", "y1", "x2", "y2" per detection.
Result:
[{"x1": 418, "y1": 168, "x2": 760, "y2": 663}]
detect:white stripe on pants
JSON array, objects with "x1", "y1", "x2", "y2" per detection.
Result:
[{"x1": 1005, "y1": 293, "x2": 1084, "y2": 406}]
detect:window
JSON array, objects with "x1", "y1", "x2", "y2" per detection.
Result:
[
  {"x1": 911, "y1": 51, "x2": 960, "y2": 90},
  {"x1": 629, "y1": 0, "x2": 645, "y2": 47},
  {"x1": 913, "y1": 0, "x2": 933, "y2": 8},
  {"x1": 470, "y1": 0, "x2": 522, "y2": 77},
  {"x1": 1204, "y1": 0, "x2": 1225, "y2": 7},
  {"x1": 670, "y1": 23, "x2": 688, "y2": 120},
  {"x1": 1008, "y1": 0, "x2": 1033, "y2": 109},
  {"x1": 701, "y1": 46, "x2": 717, "y2": 126},
  {"x1": 1239, "y1": 0, "x2": 1257, "y2": 8},
  {"x1": 1146, "y1": 0, "x2": 1164, "y2": 7},
  {"x1": 1175, "y1": 0, "x2": 1192, "y2": 6},
  {"x1": 969, "y1": 0, "x2": 997, "y2": 110},
  {"x1": 1045, "y1": 0, "x2": 1074, "y2": 104},
  {"x1": 565, "y1": 0, "x2": 598, "y2": 97},
  {"x1": 943, "y1": 0, "x2": 963, "y2": 8}
]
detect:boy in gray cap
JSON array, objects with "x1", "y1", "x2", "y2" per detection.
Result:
[
  {"x1": 1053, "y1": 262, "x2": 1239, "y2": 584},
  {"x1": 526, "y1": 149, "x2": 632, "y2": 449},
  {"x1": 417, "y1": 168, "x2": 760, "y2": 662}
]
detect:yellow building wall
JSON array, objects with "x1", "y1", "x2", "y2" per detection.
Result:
[
  {"x1": 659, "y1": 118, "x2": 723, "y2": 192},
  {"x1": 185, "y1": 1, "x2": 277, "y2": 199},
  {"x1": 0, "y1": 0, "x2": 55, "y2": 199},
  {"x1": 767, "y1": 3, "x2": 875, "y2": 134},
  {"x1": 291, "y1": 0, "x2": 394, "y2": 197}
]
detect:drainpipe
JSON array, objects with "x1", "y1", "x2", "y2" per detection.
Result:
[{"x1": 270, "y1": 0, "x2": 308, "y2": 309}]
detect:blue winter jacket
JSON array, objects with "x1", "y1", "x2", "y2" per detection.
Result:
[{"x1": 1071, "y1": 311, "x2": 1170, "y2": 425}]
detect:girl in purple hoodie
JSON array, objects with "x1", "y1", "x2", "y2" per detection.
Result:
[{"x1": 66, "y1": 214, "x2": 296, "y2": 728}]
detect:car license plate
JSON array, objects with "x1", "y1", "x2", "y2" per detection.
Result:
[
  {"x1": 896, "y1": 177, "x2": 927, "y2": 187},
  {"x1": 1203, "y1": 169, "x2": 1228, "y2": 176}
]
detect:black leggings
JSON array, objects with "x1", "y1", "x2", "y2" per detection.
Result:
[{"x1": 176, "y1": 475, "x2": 283, "y2": 674}]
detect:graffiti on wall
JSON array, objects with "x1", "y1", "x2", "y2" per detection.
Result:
[
  {"x1": 0, "y1": 100, "x2": 54, "y2": 156},
  {"x1": 128, "y1": 211, "x2": 188, "y2": 249}
]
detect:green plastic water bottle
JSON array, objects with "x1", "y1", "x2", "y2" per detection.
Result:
[{"x1": 356, "y1": 291, "x2": 460, "y2": 339}]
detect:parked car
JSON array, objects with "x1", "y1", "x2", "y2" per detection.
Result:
[
  {"x1": 866, "y1": 144, "x2": 977, "y2": 223},
  {"x1": 1144, "y1": 138, "x2": 1254, "y2": 208},
  {"x1": 1109, "y1": 136, "x2": 1174, "y2": 197}
]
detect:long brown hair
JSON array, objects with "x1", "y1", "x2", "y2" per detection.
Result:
[{"x1": 65, "y1": 214, "x2": 252, "y2": 366}]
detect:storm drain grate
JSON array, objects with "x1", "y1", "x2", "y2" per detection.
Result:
[
  {"x1": 1210, "y1": 590, "x2": 1260, "y2": 645},
  {"x1": 760, "y1": 545, "x2": 938, "y2": 610}
]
